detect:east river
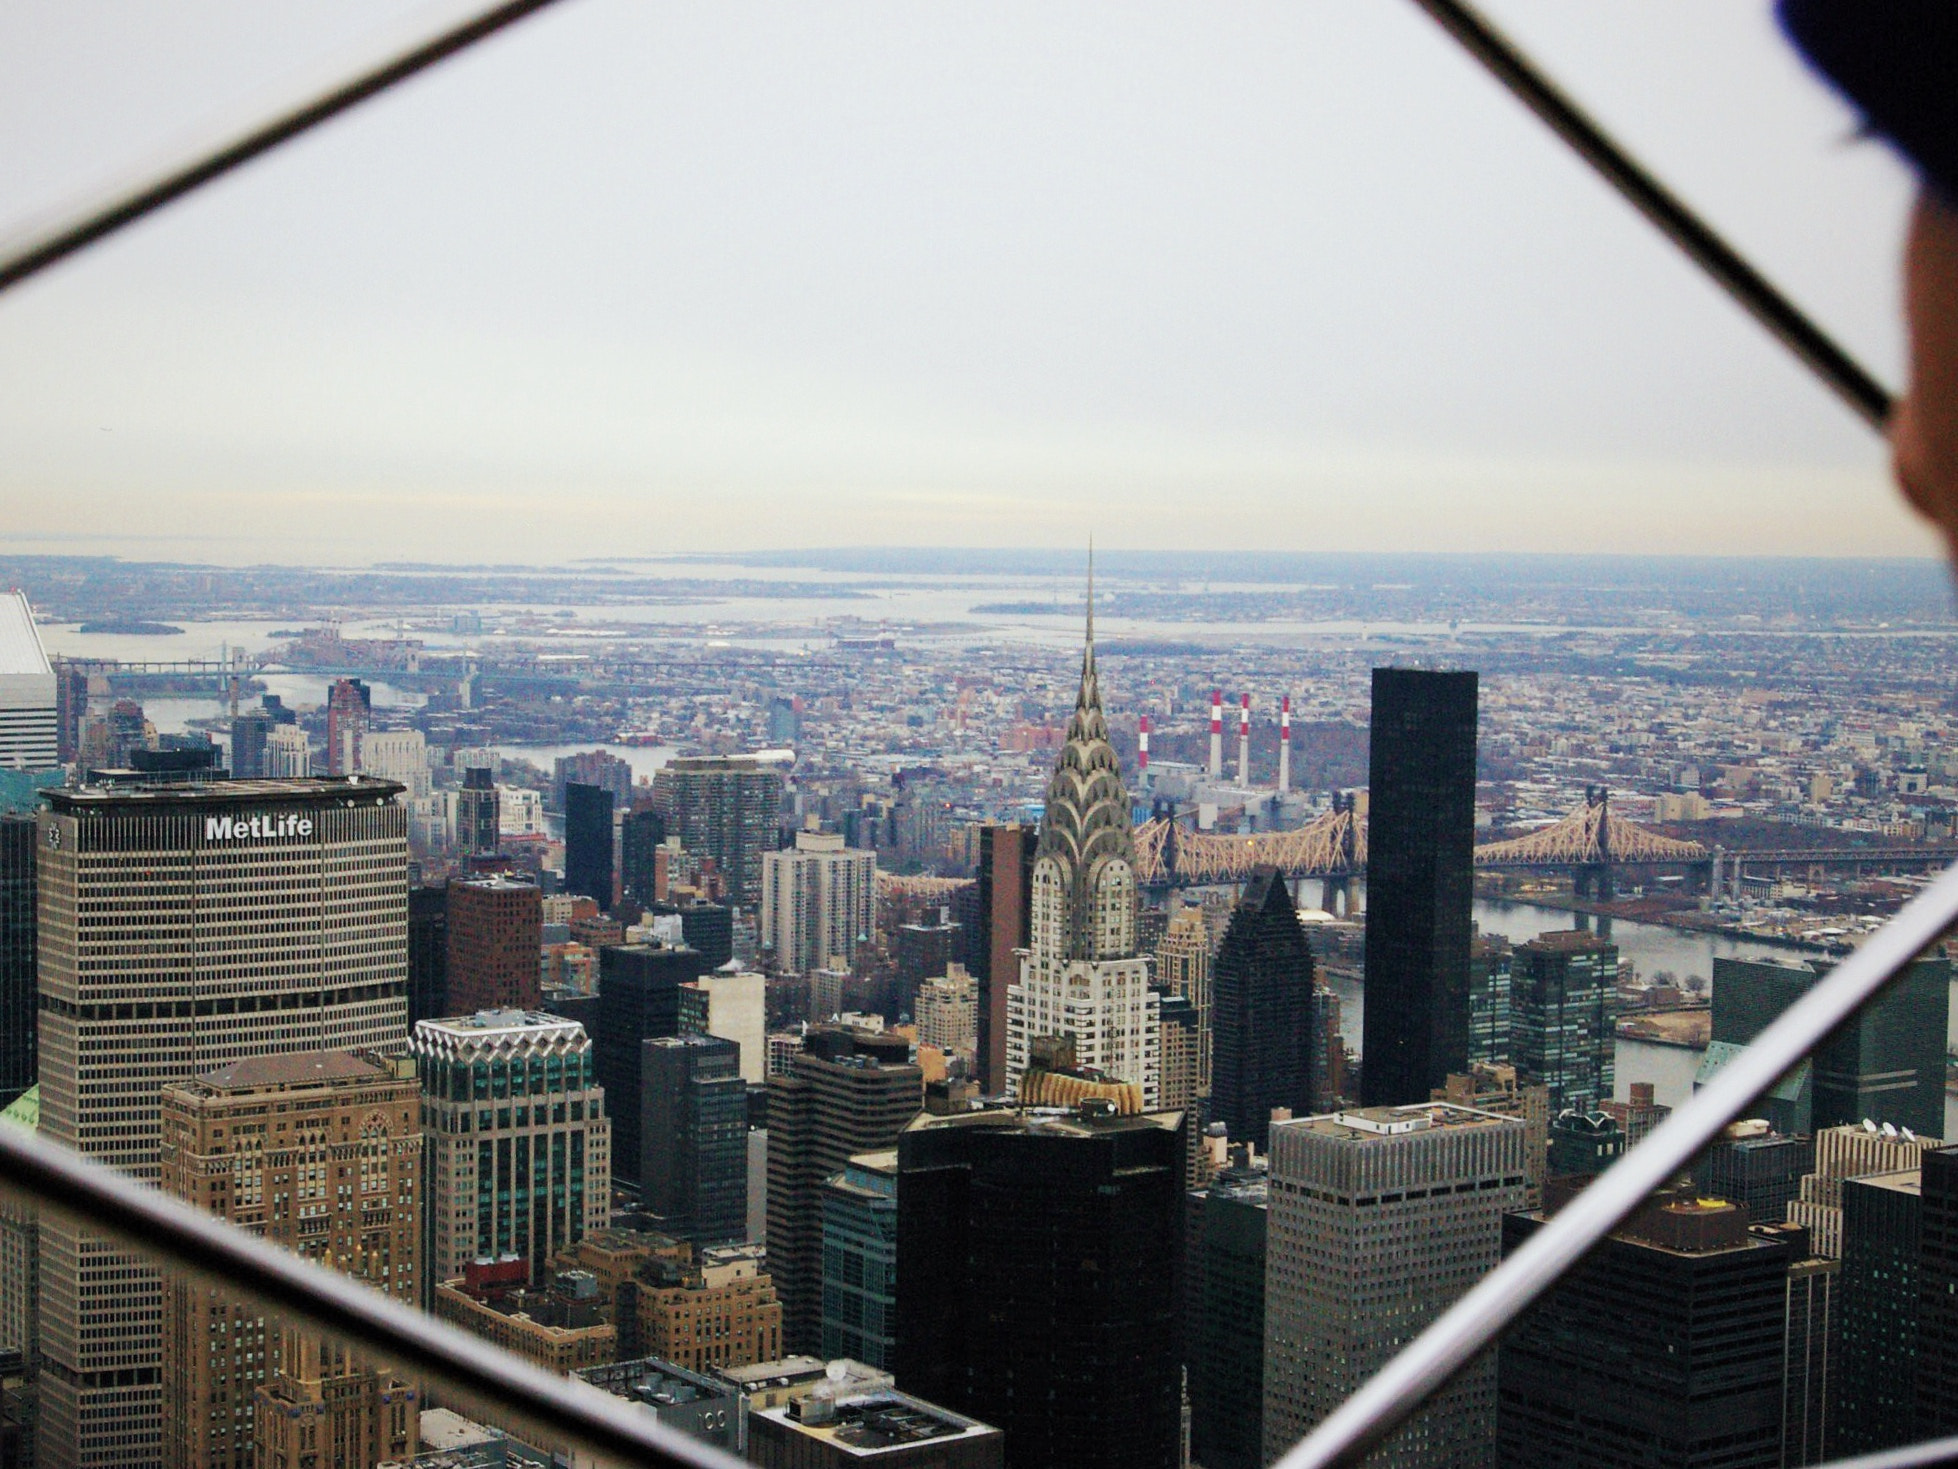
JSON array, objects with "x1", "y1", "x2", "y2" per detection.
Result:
[{"x1": 1322, "y1": 897, "x2": 1958, "y2": 1139}]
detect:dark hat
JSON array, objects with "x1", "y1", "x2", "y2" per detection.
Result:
[{"x1": 1780, "y1": 0, "x2": 1958, "y2": 202}]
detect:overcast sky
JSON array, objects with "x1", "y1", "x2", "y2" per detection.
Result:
[{"x1": 0, "y1": 0, "x2": 1937, "y2": 566}]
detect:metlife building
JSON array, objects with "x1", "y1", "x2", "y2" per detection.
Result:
[{"x1": 35, "y1": 774, "x2": 410, "y2": 1469}]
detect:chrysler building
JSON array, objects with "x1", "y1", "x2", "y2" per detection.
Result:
[{"x1": 1006, "y1": 568, "x2": 1160, "y2": 1105}]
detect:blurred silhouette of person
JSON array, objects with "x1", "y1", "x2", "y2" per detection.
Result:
[{"x1": 1782, "y1": 0, "x2": 1958, "y2": 557}]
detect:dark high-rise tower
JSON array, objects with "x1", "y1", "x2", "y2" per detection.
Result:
[
  {"x1": 446, "y1": 876, "x2": 541, "y2": 1013},
  {"x1": 1919, "y1": 1146, "x2": 1958, "y2": 1436},
  {"x1": 642, "y1": 1033, "x2": 747, "y2": 1247},
  {"x1": 324, "y1": 677, "x2": 370, "y2": 776},
  {"x1": 973, "y1": 824, "x2": 1034, "y2": 1095},
  {"x1": 620, "y1": 807, "x2": 667, "y2": 906},
  {"x1": 0, "y1": 815, "x2": 33, "y2": 1109},
  {"x1": 894, "y1": 1107, "x2": 1183, "y2": 1469},
  {"x1": 228, "y1": 709, "x2": 270, "y2": 779},
  {"x1": 407, "y1": 881, "x2": 450, "y2": 1024},
  {"x1": 1498, "y1": 1190, "x2": 1790, "y2": 1468},
  {"x1": 1361, "y1": 667, "x2": 1478, "y2": 1106},
  {"x1": 651, "y1": 755, "x2": 786, "y2": 911},
  {"x1": 1510, "y1": 929, "x2": 1617, "y2": 1113},
  {"x1": 564, "y1": 781, "x2": 615, "y2": 907},
  {"x1": 456, "y1": 766, "x2": 500, "y2": 856},
  {"x1": 1210, "y1": 868, "x2": 1315, "y2": 1148},
  {"x1": 595, "y1": 942, "x2": 710, "y2": 1186},
  {"x1": 1834, "y1": 1169, "x2": 1923, "y2": 1455}
]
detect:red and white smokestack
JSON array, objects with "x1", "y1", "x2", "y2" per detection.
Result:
[
  {"x1": 1138, "y1": 714, "x2": 1151, "y2": 783},
  {"x1": 1279, "y1": 695, "x2": 1292, "y2": 794},
  {"x1": 1238, "y1": 694, "x2": 1251, "y2": 786},
  {"x1": 1208, "y1": 691, "x2": 1223, "y2": 778}
]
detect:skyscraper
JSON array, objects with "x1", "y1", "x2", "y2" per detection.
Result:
[
  {"x1": 564, "y1": 781, "x2": 616, "y2": 906},
  {"x1": 620, "y1": 807, "x2": 667, "y2": 906},
  {"x1": 760, "y1": 830, "x2": 877, "y2": 975},
  {"x1": 229, "y1": 709, "x2": 271, "y2": 779},
  {"x1": 1155, "y1": 903, "x2": 1213, "y2": 1092},
  {"x1": 1210, "y1": 868, "x2": 1315, "y2": 1148},
  {"x1": 596, "y1": 942, "x2": 709, "y2": 1186},
  {"x1": 1189, "y1": 1166, "x2": 1268, "y2": 1469},
  {"x1": 1005, "y1": 596, "x2": 1158, "y2": 1103},
  {"x1": 820, "y1": 1150, "x2": 899, "y2": 1369},
  {"x1": 0, "y1": 592, "x2": 57, "y2": 771},
  {"x1": 325, "y1": 677, "x2": 371, "y2": 776},
  {"x1": 159, "y1": 1051, "x2": 422, "y2": 1469},
  {"x1": 1509, "y1": 929, "x2": 1617, "y2": 1113},
  {"x1": 407, "y1": 882, "x2": 450, "y2": 1024},
  {"x1": 412, "y1": 1010, "x2": 611, "y2": 1287},
  {"x1": 652, "y1": 754, "x2": 787, "y2": 911},
  {"x1": 1712, "y1": 955, "x2": 1950, "y2": 1139},
  {"x1": 642, "y1": 1033, "x2": 747, "y2": 1247},
  {"x1": 1498, "y1": 1189, "x2": 1792, "y2": 1468},
  {"x1": 767, "y1": 1027, "x2": 921, "y2": 1353},
  {"x1": 1264, "y1": 1103, "x2": 1525, "y2": 1467},
  {"x1": 0, "y1": 816, "x2": 32, "y2": 1110},
  {"x1": 35, "y1": 775, "x2": 410, "y2": 1469},
  {"x1": 446, "y1": 875, "x2": 542, "y2": 1013},
  {"x1": 894, "y1": 1106, "x2": 1184, "y2": 1469},
  {"x1": 264, "y1": 721, "x2": 310, "y2": 777},
  {"x1": 1832, "y1": 1169, "x2": 1923, "y2": 1456},
  {"x1": 1918, "y1": 1145, "x2": 1958, "y2": 1437},
  {"x1": 455, "y1": 766, "x2": 500, "y2": 855},
  {"x1": 1361, "y1": 668, "x2": 1478, "y2": 1106},
  {"x1": 1467, "y1": 933, "x2": 1512, "y2": 1066},
  {"x1": 973, "y1": 823, "x2": 1034, "y2": 1095}
]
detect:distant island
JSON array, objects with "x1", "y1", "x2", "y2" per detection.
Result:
[{"x1": 77, "y1": 619, "x2": 183, "y2": 636}]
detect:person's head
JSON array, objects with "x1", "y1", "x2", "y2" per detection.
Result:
[{"x1": 1781, "y1": 0, "x2": 1958, "y2": 555}]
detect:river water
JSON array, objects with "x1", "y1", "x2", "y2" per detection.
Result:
[{"x1": 1322, "y1": 896, "x2": 1958, "y2": 1138}]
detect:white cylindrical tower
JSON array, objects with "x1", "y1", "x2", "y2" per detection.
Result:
[
  {"x1": 1279, "y1": 695, "x2": 1292, "y2": 794},
  {"x1": 1238, "y1": 694, "x2": 1251, "y2": 787}
]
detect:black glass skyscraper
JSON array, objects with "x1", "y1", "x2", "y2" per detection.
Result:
[
  {"x1": 642, "y1": 1033, "x2": 748, "y2": 1246},
  {"x1": 1189, "y1": 1167, "x2": 1267, "y2": 1469},
  {"x1": 1835, "y1": 1169, "x2": 1923, "y2": 1455},
  {"x1": 1361, "y1": 668, "x2": 1478, "y2": 1106},
  {"x1": 564, "y1": 781, "x2": 615, "y2": 907},
  {"x1": 1919, "y1": 1146, "x2": 1958, "y2": 1436},
  {"x1": 595, "y1": 943, "x2": 709, "y2": 1185},
  {"x1": 1211, "y1": 868, "x2": 1314, "y2": 1148},
  {"x1": 0, "y1": 815, "x2": 34, "y2": 1108},
  {"x1": 619, "y1": 807, "x2": 666, "y2": 906},
  {"x1": 895, "y1": 1107, "x2": 1183, "y2": 1469},
  {"x1": 407, "y1": 881, "x2": 450, "y2": 1024}
]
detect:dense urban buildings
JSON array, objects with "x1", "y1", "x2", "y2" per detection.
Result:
[
  {"x1": 641, "y1": 1033, "x2": 747, "y2": 1246},
  {"x1": 412, "y1": 1009, "x2": 611, "y2": 1287},
  {"x1": 1005, "y1": 615, "x2": 1158, "y2": 1104},
  {"x1": 159, "y1": 1050, "x2": 422, "y2": 1469},
  {"x1": 1264, "y1": 1103, "x2": 1526, "y2": 1467},
  {"x1": 1209, "y1": 868, "x2": 1315, "y2": 1148},
  {"x1": 1499, "y1": 1189, "x2": 1792, "y2": 1468},
  {"x1": 34, "y1": 774, "x2": 410, "y2": 1469},
  {"x1": 895, "y1": 1107, "x2": 1183, "y2": 1469},
  {"x1": 1361, "y1": 668, "x2": 1478, "y2": 1106},
  {"x1": 652, "y1": 753, "x2": 787, "y2": 910},
  {"x1": 972, "y1": 823, "x2": 1033, "y2": 1095},
  {"x1": 767, "y1": 1027, "x2": 921, "y2": 1353},
  {"x1": 562, "y1": 780, "x2": 614, "y2": 905},
  {"x1": 446, "y1": 875, "x2": 542, "y2": 1013}
]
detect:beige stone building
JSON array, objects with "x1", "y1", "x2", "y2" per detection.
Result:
[
  {"x1": 625, "y1": 1243, "x2": 782, "y2": 1373},
  {"x1": 158, "y1": 1050, "x2": 421, "y2": 1469}
]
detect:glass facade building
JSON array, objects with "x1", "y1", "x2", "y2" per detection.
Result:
[
  {"x1": 642, "y1": 1033, "x2": 747, "y2": 1247},
  {"x1": 820, "y1": 1150, "x2": 899, "y2": 1369}
]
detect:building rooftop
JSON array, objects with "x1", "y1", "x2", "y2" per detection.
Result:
[
  {"x1": 1519, "y1": 928, "x2": 1613, "y2": 953},
  {"x1": 47, "y1": 775, "x2": 403, "y2": 811},
  {"x1": 1850, "y1": 1167, "x2": 1924, "y2": 1200},
  {"x1": 0, "y1": 592, "x2": 51, "y2": 679},
  {"x1": 758, "y1": 1390, "x2": 1000, "y2": 1458},
  {"x1": 187, "y1": 1050, "x2": 402, "y2": 1093},
  {"x1": 902, "y1": 1104, "x2": 1183, "y2": 1142},
  {"x1": 1291, "y1": 1103, "x2": 1518, "y2": 1141}
]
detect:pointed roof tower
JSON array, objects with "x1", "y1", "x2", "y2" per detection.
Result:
[{"x1": 1037, "y1": 549, "x2": 1137, "y2": 957}]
